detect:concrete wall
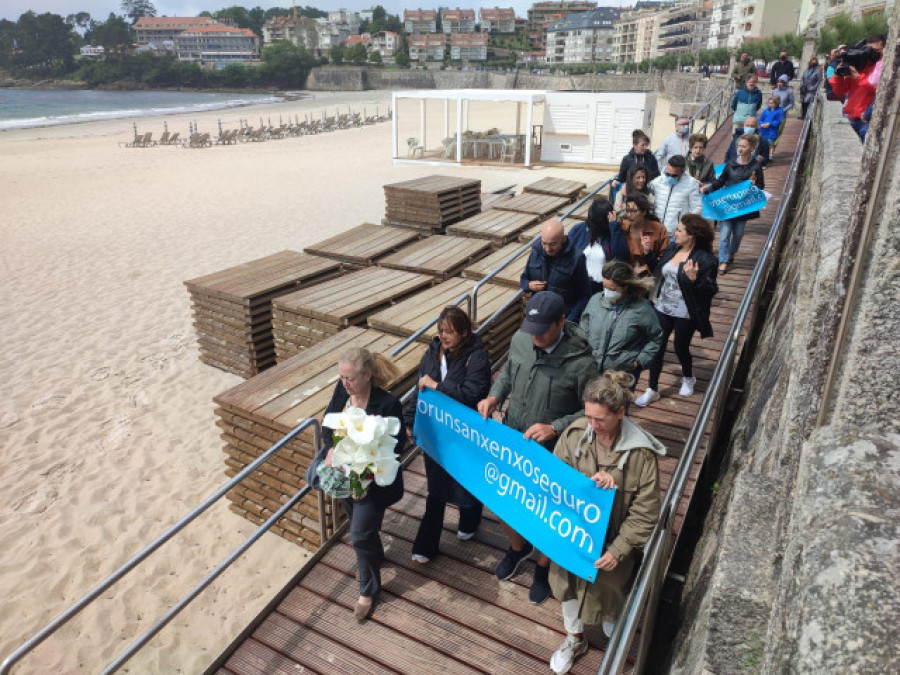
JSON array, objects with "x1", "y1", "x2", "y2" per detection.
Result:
[{"x1": 669, "y1": 25, "x2": 900, "y2": 674}]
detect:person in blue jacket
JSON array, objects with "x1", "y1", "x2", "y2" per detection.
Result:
[
  {"x1": 731, "y1": 75, "x2": 763, "y2": 130},
  {"x1": 520, "y1": 218, "x2": 591, "y2": 322},
  {"x1": 568, "y1": 198, "x2": 630, "y2": 295},
  {"x1": 758, "y1": 96, "x2": 784, "y2": 146}
]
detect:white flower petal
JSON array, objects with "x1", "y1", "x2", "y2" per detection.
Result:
[
  {"x1": 384, "y1": 416, "x2": 401, "y2": 435},
  {"x1": 372, "y1": 456, "x2": 400, "y2": 486},
  {"x1": 322, "y1": 412, "x2": 347, "y2": 431}
]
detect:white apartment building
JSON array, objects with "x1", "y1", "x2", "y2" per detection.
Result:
[
  {"x1": 656, "y1": 1, "x2": 712, "y2": 56},
  {"x1": 372, "y1": 31, "x2": 398, "y2": 57},
  {"x1": 404, "y1": 9, "x2": 438, "y2": 33},
  {"x1": 449, "y1": 32, "x2": 489, "y2": 60},
  {"x1": 706, "y1": 0, "x2": 803, "y2": 48},
  {"x1": 479, "y1": 7, "x2": 516, "y2": 33},
  {"x1": 797, "y1": 0, "x2": 892, "y2": 34},
  {"x1": 545, "y1": 7, "x2": 622, "y2": 64},
  {"x1": 261, "y1": 16, "x2": 319, "y2": 52},
  {"x1": 614, "y1": 4, "x2": 662, "y2": 64},
  {"x1": 409, "y1": 33, "x2": 447, "y2": 61},
  {"x1": 174, "y1": 25, "x2": 259, "y2": 67},
  {"x1": 441, "y1": 8, "x2": 477, "y2": 33}
]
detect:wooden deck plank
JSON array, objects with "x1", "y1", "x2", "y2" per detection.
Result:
[
  {"x1": 378, "y1": 235, "x2": 492, "y2": 279},
  {"x1": 460, "y1": 241, "x2": 531, "y2": 289},
  {"x1": 445, "y1": 210, "x2": 539, "y2": 244},
  {"x1": 523, "y1": 177, "x2": 587, "y2": 199},
  {"x1": 304, "y1": 223, "x2": 421, "y2": 266},
  {"x1": 493, "y1": 193, "x2": 572, "y2": 217}
]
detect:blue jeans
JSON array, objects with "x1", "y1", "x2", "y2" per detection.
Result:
[
  {"x1": 849, "y1": 117, "x2": 869, "y2": 142},
  {"x1": 718, "y1": 219, "x2": 746, "y2": 264}
]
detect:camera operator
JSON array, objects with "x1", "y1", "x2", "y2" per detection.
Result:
[{"x1": 828, "y1": 36, "x2": 883, "y2": 143}]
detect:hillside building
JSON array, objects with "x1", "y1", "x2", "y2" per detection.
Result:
[
  {"x1": 409, "y1": 33, "x2": 447, "y2": 61},
  {"x1": 261, "y1": 16, "x2": 319, "y2": 52},
  {"x1": 480, "y1": 7, "x2": 517, "y2": 33},
  {"x1": 404, "y1": 9, "x2": 438, "y2": 33},
  {"x1": 545, "y1": 7, "x2": 622, "y2": 64},
  {"x1": 133, "y1": 16, "x2": 217, "y2": 45},
  {"x1": 450, "y1": 32, "x2": 489, "y2": 60},
  {"x1": 527, "y1": 1, "x2": 598, "y2": 49},
  {"x1": 174, "y1": 25, "x2": 259, "y2": 67},
  {"x1": 441, "y1": 8, "x2": 477, "y2": 33}
]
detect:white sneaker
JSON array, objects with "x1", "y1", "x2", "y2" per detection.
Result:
[
  {"x1": 602, "y1": 621, "x2": 615, "y2": 638},
  {"x1": 411, "y1": 554, "x2": 430, "y2": 564},
  {"x1": 679, "y1": 376, "x2": 697, "y2": 397},
  {"x1": 550, "y1": 634, "x2": 589, "y2": 674},
  {"x1": 457, "y1": 530, "x2": 475, "y2": 541},
  {"x1": 634, "y1": 388, "x2": 660, "y2": 407}
]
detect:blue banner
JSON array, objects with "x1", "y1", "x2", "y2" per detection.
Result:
[
  {"x1": 702, "y1": 179, "x2": 768, "y2": 220},
  {"x1": 714, "y1": 162, "x2": 726, "y2": 177},
  {"x1": 413, "y1": 389, "x2": 615, "y2": 582}
]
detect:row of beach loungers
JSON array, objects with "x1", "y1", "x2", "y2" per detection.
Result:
[{"x1": 121, "y1": 109, "x2": 393, "y2": 150}]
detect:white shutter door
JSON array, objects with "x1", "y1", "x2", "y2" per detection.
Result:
[
  {"x1": 592, "y1": 101, "x2": 613, "y2": 163},
  {"x1": 612, "y1": 107, "x2": 644, "y2": 159}
]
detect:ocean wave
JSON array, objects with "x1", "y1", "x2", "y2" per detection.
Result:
[{"x1": 0, "y1": 95, "x2": 284, "y2": 131}]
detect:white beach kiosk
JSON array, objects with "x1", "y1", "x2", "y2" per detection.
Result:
[{"x1": 391, "y1": 88, "x2": 657, "y2": 168}]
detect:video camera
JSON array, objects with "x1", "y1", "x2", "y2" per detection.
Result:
[{"x1": 834, "y1": 38, "x2": 879, "y2": 77}]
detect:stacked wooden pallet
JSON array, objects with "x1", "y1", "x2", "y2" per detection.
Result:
[
  {"x1": 377, "y1": 235, "x2": 492, "y2": 279},
  {"x1": 215, "y1": 327, "x2": 425, "y2": 550},
  {"x1": 304, "y1": 222, "x2": 421, "y2": 267},
  {"x1": 368, "y1": 278, "x2": 524, "y2": 361},
  {"x1": 522, "y1": 177, "x2": 587, "y2": 200},
  {"x1": 460, "y1": 241, "x2": 531, "y2": 289},
  {"x1": 518, "y1": 217, "x2": 579, "y2": 244},
  {"x1": 272, "y1": 267, "x2": 435, "y2": 360},
  {"x1": 445, "y1": 209, "x2": 539, "y2": 246},
  {"x1": 492, "y1": 192, "x2": 573, "y2": 219},
  {"x1": 384, "y1": 175, "x2": 481, "y2": 232},
  {"x1": 184, "y1": 251, "x2": 343, "y2": 378}
]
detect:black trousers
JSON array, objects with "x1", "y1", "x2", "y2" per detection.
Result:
[
  {"x1": 412, "y1": 454, "x2": 483, "y2": 559},
  {"x1": 344, "y1": 497, "x2": 387, "y2": 598},
  {"x1": 648, "y1": 310, "x2": 696, "y2": 389}
]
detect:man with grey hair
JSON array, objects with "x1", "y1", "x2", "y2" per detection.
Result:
[{"x1": 654, "y1": 116, "x2": 691, "y2": 168}]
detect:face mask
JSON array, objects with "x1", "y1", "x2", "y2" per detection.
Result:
[
  {"x1": 677, "y1": 125, "x2": 688, "y2": 135},
  {"x1": 665, "y1": 175, "x2": 679, "y2": 186},
  {"x1": 744, "y1": 127, "x2": 757, "y2": 135},
  {"x1": 603, "y1": 288, "x2": 622, "y2": 303}
]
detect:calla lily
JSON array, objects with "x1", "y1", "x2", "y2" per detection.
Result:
[
  {"x1": 372, "y1": 456, "x2": 400, "y2": 486},
  {"x1": 322, "y1": 412, "x2": 347, "y2": 432}
]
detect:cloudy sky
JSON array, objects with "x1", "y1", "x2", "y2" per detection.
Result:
[{"x1": 1, "y1": 1, "x2": 625, "y2": 24}]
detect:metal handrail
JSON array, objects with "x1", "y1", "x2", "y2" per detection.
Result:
[
  {"x1": 0, "y1": 418, "x2": 322, "y2": 675},
  {"x1": 599, "y1": 91, "x2": 818, "y2": 674},
  {"x1": 689, "y1": 80, "x2": 735, "y2": 138},
  {"x1": 389, "y1": 291, "x2": 472, "y2": 358}
]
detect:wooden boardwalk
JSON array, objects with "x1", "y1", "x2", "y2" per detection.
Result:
[{"x1": 211, "y1": 118, "x2": 803, "y2": 675}]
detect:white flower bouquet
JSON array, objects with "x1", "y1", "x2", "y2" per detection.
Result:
[{"x1": 320, "y1": 406, "x2": 402, "y2": 500}]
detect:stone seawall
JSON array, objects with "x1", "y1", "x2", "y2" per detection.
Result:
[
  {"x1": 668, "y1": 24, "x2": 900, "y2": 674},
  {"x1": 305, "y1": 67, "x2": 729, "y2": 104}
]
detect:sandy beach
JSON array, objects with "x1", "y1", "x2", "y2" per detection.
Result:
[{"x1": 0, "y1": 88, "x2": 667, "y2": 672}]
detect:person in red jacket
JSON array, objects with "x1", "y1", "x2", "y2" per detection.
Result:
[{"x1": 829, "y1": 52, "x2": 878, "y2": 142}]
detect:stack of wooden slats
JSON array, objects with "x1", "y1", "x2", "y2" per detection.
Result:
[
  {"x1": 383, "y1": 175, "x2": 481, "y2": 232},
  {"x1": 461, "y1": 242, "x2": 531, "y2": 289},
  {"x1": 303, "y1": 223, "x2": 421, "y2": 267},
  {"x1": 272, "y1": 267, "x2": 435, "y2": 360},
  {"x1": 518, "y1": 217, "x2": 579, "y2": 244},
  {"x1": 214, "y1": 327, "x2": 425, "y2": 550},
  {"x1": 377, "y1": 235, "x2": 492, "y2": 279},
  {"x1": 522, "y1": 177, "x2": 587, "y2": 201},
  {"x1": 445, "y1": 209, "x2": 539, "y2": 246},
  {"x1": 184, "y1": 251, "x2": 343, "y2": 378},
  {"x1": 368, "y1": 278, "x2": 524, "y2": 361},
  {"x1": 492, "y1": 192, "x2": 573, "y2": 219}
]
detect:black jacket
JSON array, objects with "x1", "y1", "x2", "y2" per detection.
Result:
[
  {"x1": 649, "y1": 244, "x2": 719, "y2": 338},
  {"x1": 310, "y1": 382, "x2": 406, "y2": 508},
  {"x1": 615, "y1": 148, "x2": 661, "y2": 184},
  {"x1": 403, "y1": 333, "x2": 492, "y2": 427},
  {"x1": 769, "y1": 58, "x2": 795, "y2": 85},
  {"x1": 708, "y1": 156, "x2": 765, "y2": 221},
  {"x1": 520, "y1": 236, "x2": 591, "y2": 321}
]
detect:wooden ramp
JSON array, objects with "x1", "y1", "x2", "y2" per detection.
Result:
[{"x1": 212, "y1": 120, "x2": 802, "y2": 675}]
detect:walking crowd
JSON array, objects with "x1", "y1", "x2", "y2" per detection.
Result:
[{"x1": 304, "y1": 57, "x2": 872, "y2": 669}]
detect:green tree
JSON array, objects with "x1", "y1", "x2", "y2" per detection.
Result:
[
  {"x1": 261, "y1": 40, "x2": 316, "y2": 87},
  {"x1": 395, "y1": 49, "x2": 410, "y2": 68},
  {"x1": 120, "y1": 0, "x2": 156, "y2": 24},
  {"x1": 12, "y1": 11, "x2": 75, "y2": 75},
  {"x1": 329, "y1": 44, "x2": 344, "y2": 64},
  {"x1": 345, "y1": 43, "x2": 368, "y2": 64},
  {"x1": 370, "y1": 50, "x2": 382, "y2": 64},
  {"x1": 92, "y1": 13, "x2": 131, "y2": 55},
  {"x1": 816, "y1": 12, "x2": 888, "y2": 53},
  {"x1": 0, "y1": 19, "x2": 16, "y2": 69}
]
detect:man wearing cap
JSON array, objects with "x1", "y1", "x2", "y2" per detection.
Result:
[
  {"x1": 477, "y1": 291, "x2": 599, "y2": 605},
  {"x1": 520, "y1": 218, "x2": 591, "y2": 322}
]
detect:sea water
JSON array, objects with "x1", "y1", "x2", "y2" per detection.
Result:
[{"x1": 0, "y1": 89, "x2": 282, "y2": 131}]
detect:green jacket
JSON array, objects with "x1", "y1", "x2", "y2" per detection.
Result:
[
  {"x1": 549, "y1": 416, "x2": 665, "y2": 624},
  {"x1": 489, "y1": 323, "x2": 598, "y2": 441},
  {"x1": 580, "y1": 294, "x2": 664, "y2": 373},
  {"x1": 731, "y1": 59, "x2": 755, "y2": 87}
]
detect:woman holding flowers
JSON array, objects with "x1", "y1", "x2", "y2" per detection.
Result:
[
  {"x1": 313, "y1": 347, "x2": 407, "y2": 622},
  {"x1": 404, "y1": 306, "x2": 492, "y2": 563}
]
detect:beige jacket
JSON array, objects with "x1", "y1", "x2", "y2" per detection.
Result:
[{"x1": 548, "y1": 416, "x2": 664, "y2": 624}]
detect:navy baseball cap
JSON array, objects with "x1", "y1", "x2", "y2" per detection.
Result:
[{"x1": 521, "y1": 291, "x2": 565, "y2": 336}]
